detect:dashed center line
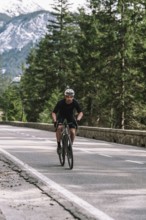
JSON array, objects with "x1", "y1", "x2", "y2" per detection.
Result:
[
  {"x1": 125, "y1": 160, "x2": 144, "y2": 165},
  {"x1": 75, "y1": 148, "x2": 145, "y2": 164},
  {"x1": 98, "y1": 153, "x2": 112, "y2": 158}
]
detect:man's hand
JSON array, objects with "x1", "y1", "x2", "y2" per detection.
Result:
[
  {"x1": 54, "y1": 121, "x2": 57, "y2": 128},
  {"x1": 76, "y1": 119, "x2": 80, "y2": 129}
]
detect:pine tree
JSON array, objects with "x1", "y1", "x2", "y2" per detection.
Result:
[
  {"x1": 20, "y1": 48, "x2": 43, "y2": 121},
  {"x1": 46, "y1": 0, "x2": 78, "y2": 89},
  {"x1": 74, "y1": 2, "x2": 110, "y2": 126},
  {"x1": 21, "y1": 0, "x2": 78, "y2": 122},
  {"x1": 74, "y1": 0, "x2": 146, "y2": 128},
  {"x1": 109, "y1": 0, "x2": 146, "y2": 128}
]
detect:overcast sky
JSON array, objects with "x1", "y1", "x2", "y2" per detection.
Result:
[{"x1": 35, "y1": 0, "x2": 87, "y2": 11}]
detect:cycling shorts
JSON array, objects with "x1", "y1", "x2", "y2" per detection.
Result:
[{"x1": 57, "y1": 116, "x2": 77, "y2": 129}]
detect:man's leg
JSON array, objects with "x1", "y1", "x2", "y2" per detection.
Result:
[
  {"x1": 56, "y1": 124, "x2": 63, "y2": 153},
  {"x1": 69, "y1": 128, "x2": 76, "y2": 144},
  {"x1": 67, "y1": 117, "x2": 77, "y2": 144}
]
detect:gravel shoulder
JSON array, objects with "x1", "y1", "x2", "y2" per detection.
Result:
[{"x1": 0, "y1": 154, "x2": 77, "y2": 220}]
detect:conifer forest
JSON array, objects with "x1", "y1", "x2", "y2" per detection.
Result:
[{"x1": 1, "y1": 0, "x2": 146, "y2": 129}]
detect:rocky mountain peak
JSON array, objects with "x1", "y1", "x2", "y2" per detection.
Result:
[
  {"x1": 0, "y1": 0, "x2": 46, "y2": 17},
  {"x1": 0, "y1": 0, "x2": 53, "y2": 76}
]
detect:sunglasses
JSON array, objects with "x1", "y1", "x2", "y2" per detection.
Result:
[{"x1": 65, "y1": 95, "x2": 74, "y2": 98}]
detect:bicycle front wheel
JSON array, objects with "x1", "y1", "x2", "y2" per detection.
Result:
[
  {"x1": 59, "y1": 137, "x2": 65, "y2": 166},
  {"x1": 65, "y1": 135, "x2": 73, "y2": 169}
]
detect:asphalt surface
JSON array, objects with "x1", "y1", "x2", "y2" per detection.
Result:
[{"x1": 0, "y1": 125, "x2": 146, "y2": 220}]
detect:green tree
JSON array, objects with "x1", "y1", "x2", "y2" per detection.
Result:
[
  {"x1": 20, "y1": 48, "x2": 45, "y2": 121},
  {"x1": 74, "y1": 3, "x2": 109, "y2": 126},
  {"x1": 39, "y1": 88, "x2": 62, "y2": 122},
  {"x1": 2, "y1": 85, "x2": 23, "y2": 121},
  {"x1": 13, "y1": 0, "x2": 146, "y2": 129},
  {"x1": 0, "y1": 67, "x2": 12, "y2": 120},
  {"x1": 21, "y1": 0, "x2": 78, "y2": 122},
  {"x1": 76, "y1": 0, "x2": 146, "y2": 128},
  {"x1": 109, "y1": 0, "x2": 146, "y2": 129},
  {"x1": 46, "y1": 0, "x2": 78, "y2": 89}
]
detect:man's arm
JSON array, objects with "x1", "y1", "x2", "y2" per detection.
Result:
[
  {"x1": 77, "y1": 111, "x2": 83, "y2": 121},
  {"x1": 52, "y1": 112, "x2": 57, "y2": 123},
  {"x1": 52, "y1": 100, "x2": 60, "y2": 123},
  {"x1": 74, "y1": 100, "x2": 83, "y2": 121}
]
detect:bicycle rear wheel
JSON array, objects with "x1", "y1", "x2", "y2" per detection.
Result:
[
  {"x1": 65, "y1": 135, "x2": 73, "y2": 169},
  {"x1": 59, "y1": 137, "x2": 65, "y2": 166}
]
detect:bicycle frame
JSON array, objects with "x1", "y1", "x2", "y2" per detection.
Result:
[
  {"x1": 58, "y1": 121, "x2": 74, "y2": 169},
  {"x1": 62, "y1": 122, "x2": 70, "y2": 141}
]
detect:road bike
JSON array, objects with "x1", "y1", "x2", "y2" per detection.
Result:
[{"x1": 58, "y1": 121, "x2": 74, "y2": 169}]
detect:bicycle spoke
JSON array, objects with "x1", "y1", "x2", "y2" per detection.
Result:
[
  {"x1": 59, "y1": 138, "x2": 65, "y2": 166},
  {"x1": 66, "y1": 136, "x2": 74, "y2": 169},
  {"x1": 58, "y1": 122, "x2": 74, "y2": 169}
]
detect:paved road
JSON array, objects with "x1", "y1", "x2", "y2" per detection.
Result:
[{"x1": 0, "y1": 125, "x2": 146, "y2": 220}]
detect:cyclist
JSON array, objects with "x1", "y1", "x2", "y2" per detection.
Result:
[{"x1": 52, "y1": 88, "x2": 83, "y2": 154}]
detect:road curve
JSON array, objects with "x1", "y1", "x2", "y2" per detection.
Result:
[{"x1": 0, "y1": 124, "x2": 146, "y2": 220}]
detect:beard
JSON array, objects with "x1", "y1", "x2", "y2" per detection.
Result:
[{"x1": 65, "y1": 99, "x2": 73, "y2": 104}]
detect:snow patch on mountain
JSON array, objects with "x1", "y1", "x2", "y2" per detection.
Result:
[
  {"x1": 0, "y1": 0, "x2": 47, "y2": 17},
  {"x1": 0, "y1": 11, "x2": 50, "y2": 53}
]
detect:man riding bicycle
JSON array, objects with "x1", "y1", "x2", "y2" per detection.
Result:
[{"x1": 52, "y1": 88, "x2": 83, "y2": 154}]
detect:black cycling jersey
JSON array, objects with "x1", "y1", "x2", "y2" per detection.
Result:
[
  {"x1": 53, "y1": 99, "x2": 82, "y2": 117},
  {"x1": 52, "y1": 99, "x2": 82, "y2": 128}
]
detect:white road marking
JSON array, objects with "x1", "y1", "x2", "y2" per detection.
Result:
[
  {"x1": 74, "y1": 142, "x2": 110, "y2": 145},
  {"x1": 125, "y1": 160, "x2": 144, "y2": 165},
  {"x1": 0, "y1": 137, "x2": 16, "y2": 139},
  {"x1": 74, "y1": 147, "x2": 112, "y2": 157},
  {"x1": 0, "y1": 148, "x2": 115, "y2": 220},
  {"x1": 98, "y1": 153, "x2": 112, "y2": 158}
]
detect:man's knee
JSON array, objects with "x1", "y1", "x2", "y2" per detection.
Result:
[
  {"x1": 70, "y1": 128, "x2": 76, "y2": 135},
  {"x1": 56, "y1": 125, "x2": 63, "y2": 132}
]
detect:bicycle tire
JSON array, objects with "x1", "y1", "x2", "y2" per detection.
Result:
[
  {"x1": 65, "y1": 135, "x2": 73, "y2": 169},
  {"x1": 59, "y1": 136, "x2": 65, "y2": 166}
]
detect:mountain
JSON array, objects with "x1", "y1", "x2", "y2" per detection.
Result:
[
  {"x1": 1, "y1": 10, "x2": 52, "y2": 76},
  {"x1": 0, "y1": 0, "x2": 52, "y2": 77},
  {"x1": 0, "y1": 13, "x2": 11, "y2": 28},
  {"x1": 0, "y1": 0, "x2": 46, "y2": 17},
  {"x1": 0, "y1": 10, "x2": 50, "y2": 53}
]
